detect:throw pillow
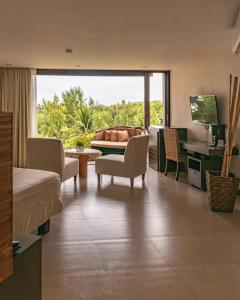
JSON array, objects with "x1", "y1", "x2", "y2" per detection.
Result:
[
  {"x1": 104, "y1": 130, "x2": 111, "y2": 141},
  {"x1": 110, "y1": 130, "x2": 118, "y2": 142},
  {"x1": 136, "y1": 129, "x2": 143, "y2": 136},
  {"x1": 95, "y1": 131, "x2": 105, "y2": 140},
  {"x1": 117, "y1": 130, "x2": 129, "y2": 142},
  {"x1": 128, "y1": 128, "x2": 136, "y2": 137}
]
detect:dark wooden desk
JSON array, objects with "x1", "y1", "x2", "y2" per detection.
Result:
[
  {"x1": 148, "y1": 128, "x2": 238, "y2": 190},
  {"x1": 0, "y1": 233, "x2": 42, "y2": 300},
  {"x1": 181, "y1": 139, "x2": 225, "y2": 157},
  {"x1": 180, "y1": 139, "x2": 240, "y2": 190},
  {"x1": 181, "y1": 139, "x2": 238, "y2": 157}
]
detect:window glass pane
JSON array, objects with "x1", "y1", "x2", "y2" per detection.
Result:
[
  {"x1": 150, "y1": 73, "x2": 164, "y2": 126},
  {"x1": 37, "y1": 75, "x2": 144, "y2": 148}
]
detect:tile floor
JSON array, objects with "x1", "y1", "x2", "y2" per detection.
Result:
[{"x1": 43, "y1": 165, "x2": 240, "y2": 300}]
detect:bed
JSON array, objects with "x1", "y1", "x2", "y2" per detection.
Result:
[{"x1": 13, "y1": 167, "x2": 63, "y2": 233}]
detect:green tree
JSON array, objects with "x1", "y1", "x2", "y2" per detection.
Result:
[
  {"x1": 37, "y1": 87, "x2": 163, "y2": 149},
  {"x1": 37, "y1": 95, "x2": 67, "y2": 139}
]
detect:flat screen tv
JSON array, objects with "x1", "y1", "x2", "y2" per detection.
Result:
[{"x1": 189, "y1": 95, "x2": 219, "y2": 124}]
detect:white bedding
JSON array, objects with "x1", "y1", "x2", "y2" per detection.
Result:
[{"x1": 13, "y1": 168, "x2": 63, "y2": 233}]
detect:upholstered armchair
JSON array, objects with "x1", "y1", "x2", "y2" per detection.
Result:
[
  {"x1": 26, "y1": 138, "x2": 79, "y2": 182},
  {"x1": 95, "y1": 135, "x2": 149, "y2": 187}
]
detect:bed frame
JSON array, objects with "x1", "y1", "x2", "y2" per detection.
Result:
[{"x1": 38, "y1": 219, "x2": 50, "y2": 235}]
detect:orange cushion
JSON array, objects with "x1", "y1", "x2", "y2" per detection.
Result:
[
  {"x1": 117, "y1": 130, "x2": 129, "y2": 142},
  {"x1": 95, "y1": 131, "x2": 105, "y2": 140},
  {"x1": 104, "y1": 130, "x2": 111, "y2": 141},
  {"x1": 110, "y1": 130, "x2": 118, "y2": 142},
  {"x1": 128, "y1": 128, "x2": 136, "y2": 137}
]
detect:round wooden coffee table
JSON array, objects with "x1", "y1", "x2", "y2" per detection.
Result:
[{"x1": 65, "y1": 148, "x2": 102, "y2": 177}]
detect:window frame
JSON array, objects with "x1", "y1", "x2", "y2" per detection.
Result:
[{"x1": 36, "y1": 69, "x2": 171, "y2": 129}]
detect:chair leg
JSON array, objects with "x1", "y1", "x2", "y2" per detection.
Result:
[
  {"x1": 176, "y1": 162, "x2": 180, "y2": 181},
  {"x1": 130, "y1": 178, "x2": 134, "y2": 188},
  {"x1": 111, "y1": 176, "x2": 114, "y2": 184},
  {"x1": 97, "y1": 174, "x2": 101, "y2": 183},
  {"x1": 165, "y1": 159, "x2": 168, "y2": 176},
  {"x1": 142, "y1": 174, "x2": 145, "y2": 182},
  {"x1": 74, "y1": 175, "x2": 77, "y2": 184}
]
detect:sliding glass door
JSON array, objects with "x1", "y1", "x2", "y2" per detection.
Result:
[
  {"x1": 36, "y1": 70, "x2": 170, "y2": 148},
  {"x1": 149, "y1": 73, "x2": 164, "y2": 126}
]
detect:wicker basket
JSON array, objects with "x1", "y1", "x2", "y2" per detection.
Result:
[{"x1": 206, "y1": 171, "x2": 239, "y2": 212}]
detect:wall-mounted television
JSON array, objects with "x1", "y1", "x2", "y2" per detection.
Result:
[{"x1": 189, "y1": 95, "x2": 219, "y2": 125}]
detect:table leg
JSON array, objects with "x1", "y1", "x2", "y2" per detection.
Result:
[{"x1": 79, "y1": 155, "x2": 89, "y2": 177}]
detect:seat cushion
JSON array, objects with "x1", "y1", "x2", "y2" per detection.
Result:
[
  {"x1": 63, "y1": 157, "x2": 79, "y2": 181},
  {"x1": 95, "y1": 154, "x2": 125, "y2": 176},
  {"x1": 90, "y1": 140, "x2": 128, "y2": 149}
]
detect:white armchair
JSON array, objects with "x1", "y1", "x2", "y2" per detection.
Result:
[
  {"x1": 26, "y1": 138, "x2": 79, "y2": 182},
  {"x1": 95, "y1": 135, "x2": 149, "y2": 187}
]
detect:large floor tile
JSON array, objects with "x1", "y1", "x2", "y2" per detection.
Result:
[
  {"x1": 86, "y1": 219, "x2": 144, "y2": 241},
  {"x1": 43, "y1": 220, "x2": 92, "y2": 243},
  {"x1": 53, "y1": 204, "x2": 86, "y2": 222},
  {"x1": 81, "y1": 204, "x2": 129, "y2": 220},
  {"x1": 174, "y1": 264, "x2": 240, "y2": 300},
  {"x1": 184, "y1": 213, "x2": 240, "y2": 236},
  {"x1": 43, "y1": 242, "x2": 103, "y2": 274},
  {"x1": 107, "y1": 267, "x2": 196, "y2": 300},
  {"x1": 135, "y1": 215, "x2": 196, "y2": 237},
  {"x1": 126, "y1": 201, "x2": 172, "y2": 219},
  {"x1": 206, "y1": 233, "x2": 240, "y2": 263},
  {"x1": 43, "y1": 271, "x2": 114, "y2": 300},
  {"x1": 95, "y1": 239, "x2": 168, "y2": 271},
  {"x1": 151, "y1": 236, "x2": 230, "y2": 266}
]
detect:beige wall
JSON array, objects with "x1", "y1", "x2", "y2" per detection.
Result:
[{"x1": 170, "y1": 53, "x2": 240, "y2": 173}]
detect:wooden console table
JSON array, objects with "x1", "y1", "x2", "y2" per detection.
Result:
[{"x1": 0, "y1": 233, "x2": 42, "y2": 300}]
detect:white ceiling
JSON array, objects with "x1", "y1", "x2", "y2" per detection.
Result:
[{"x1": 0, "y1": 0, "x2": 239, "y2": 69}]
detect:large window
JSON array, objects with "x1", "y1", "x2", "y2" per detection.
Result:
[
  {"x1": 150, "y1": 73, "x2": 164, "y2": 126},
  {"x1": 36, "y1": 71, "x2": 168, "y2": 148}
]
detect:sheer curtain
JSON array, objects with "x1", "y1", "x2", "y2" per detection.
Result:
[{"x1": 0, "y1": 68, "x2": 37, "y2": 167}]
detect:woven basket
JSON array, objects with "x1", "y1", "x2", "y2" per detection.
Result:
[{"x1": 206, "y1": 171, "x2": 239, "y2": 212}]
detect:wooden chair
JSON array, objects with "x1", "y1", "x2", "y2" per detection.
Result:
[{"x1": 163, "y1": 128, "x2": 186, "y2": 181}]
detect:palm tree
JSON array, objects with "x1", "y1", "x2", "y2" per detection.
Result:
[{"x1": 78, "y1": 105, "x2": 93, "y2": 132}]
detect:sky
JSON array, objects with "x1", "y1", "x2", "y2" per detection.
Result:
[{"x1": 37, "y1": 73, "x2": 163, "y2": 105}]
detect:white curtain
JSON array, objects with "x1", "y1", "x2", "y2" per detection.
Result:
[{"x1": 0, "y1": 68, "x2": 37, "y2": 167}]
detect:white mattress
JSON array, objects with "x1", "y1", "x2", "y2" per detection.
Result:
[{"x1": 13, "y1": 168, "x2": 63, "y2": 233}]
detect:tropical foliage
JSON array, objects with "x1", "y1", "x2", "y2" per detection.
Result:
[{"x1": 37, "y1": 87, "x2": 163, "y2": 148}]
